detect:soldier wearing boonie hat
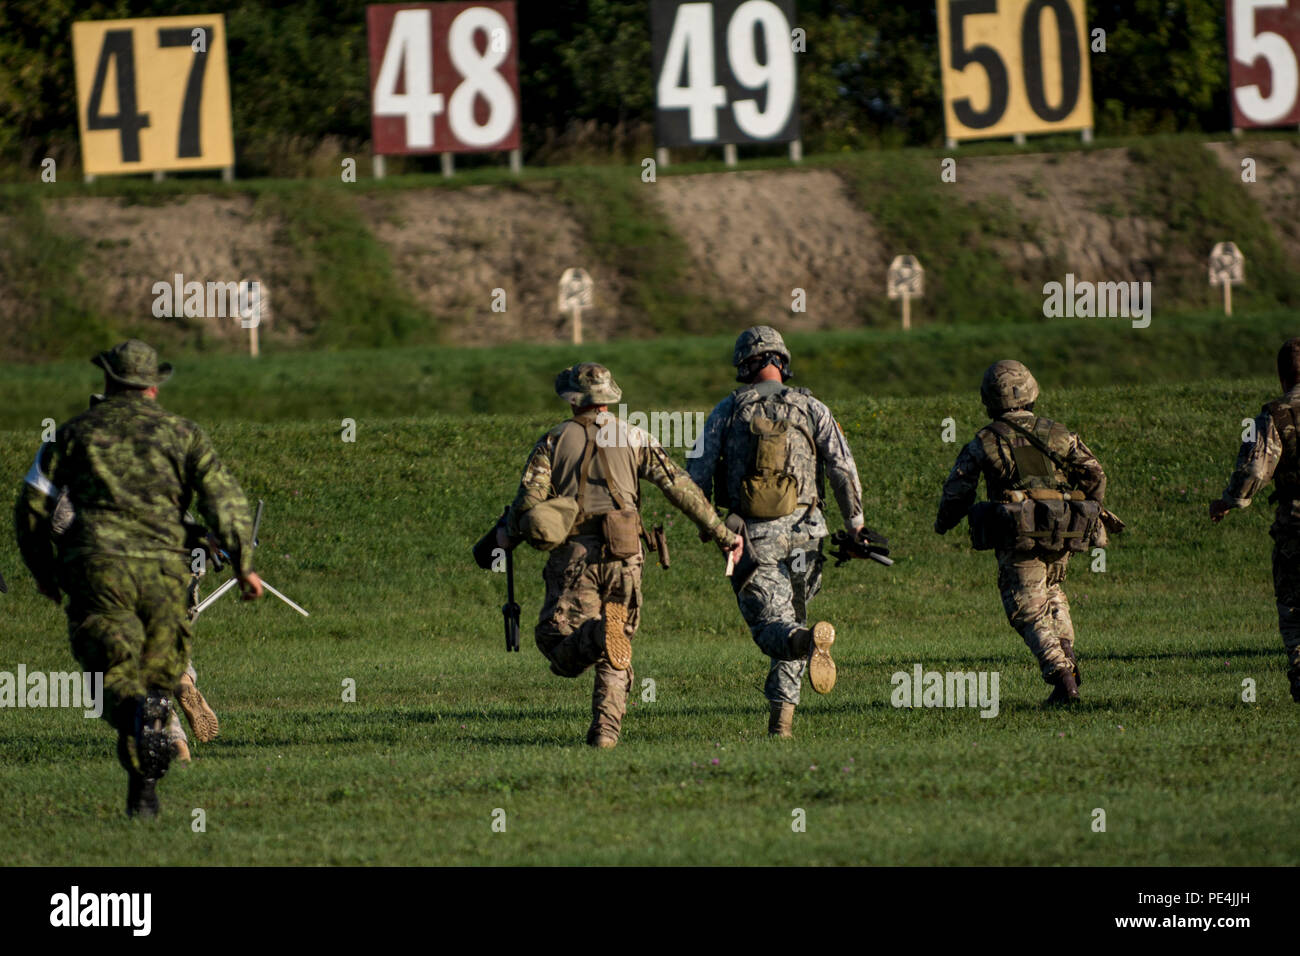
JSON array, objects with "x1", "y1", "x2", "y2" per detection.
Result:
[
  {"x1": 15, "y1": 340, "x2": 261, "y2": 817},
  {"x1": 500, "y1": 363, "x2": 741, "y2": 748}
]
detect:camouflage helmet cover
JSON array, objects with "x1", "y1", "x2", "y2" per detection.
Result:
[
  {"x1": 732, "y1": 326, "x2": 791, "y2": 367},
  {"x1": 92, "y1": 339, "x2": 173, "y2": 389},
  {"x1": 555, "y1": 362, "x2": 623, "y2": 407},
  {"x1": 981, "y1": 360, "x2": 1039, "y2": 412}
]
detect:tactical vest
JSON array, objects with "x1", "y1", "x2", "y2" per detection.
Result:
[
  {"x1": 561, "y1": 415, "x2": 642, "y2": 557},
  {"x1": 969, "y1": 415, "x2": 1100, "y2": 554},
  {"x1": 719, "y1": 384, "x2": 822, "y2": 519},
  {"x1": 1266, "y1": 397, "x2": 1300, "y2": 508}
]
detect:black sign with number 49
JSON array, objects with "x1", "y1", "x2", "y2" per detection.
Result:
[{"x1": 651, "y1": 0, "x2": 800, "y2": 148}]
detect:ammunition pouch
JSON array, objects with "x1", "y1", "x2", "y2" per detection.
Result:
[
  {"x1": 601, "y1": 508, "x2": 643, "y2": 560},
  {"x1": 969, "y1": 491, "x2": 1101, "y2": 554},
  {"x1": 517, "y1": 496, "x2": 581, "y2": 551}
]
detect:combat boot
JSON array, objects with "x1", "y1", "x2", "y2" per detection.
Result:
[
  {"x1": 130, "y1": 687, "x2": 174, "y2": 780},
  {"x1": 1060, "y1": 639, "x2": 1082, "y2": 687},
  {"x1": 126, "y1": 773, "x2": 160, "y2": 820},
  {"x1": 587, "y1": 663, "x2": 631, "y2": 748},
  {"x1": 807, "y1": 621, "x2": 837, "y2": 694},
  {"x1": 602, "y1": 603, "x2": 632, "y2": 670},
  {"x1": 1044, "y1": 670, "x2": 1080, "y2": 707},
  {"x1": 177, "y1": 671, "x2": 219, "y2": 742},
  {"x1": 768, "y1": 701, "x2": 794, "y2": 738}
]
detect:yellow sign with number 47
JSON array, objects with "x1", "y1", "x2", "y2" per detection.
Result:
[
  {"x1": 72, "y1": 15, "x2": 234, "y2": 176},
  {"x1": 937, "y1": 0, "x2": 1093, "y2": 143}
]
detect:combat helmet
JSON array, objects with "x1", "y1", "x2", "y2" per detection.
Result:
[
  {"x1": 555, "y1": 362, "x2": 622, "y2": 407},
  {"x1": 980, "y1": 360, "x2": 1039, "y2": 414},
  {"x1": 733, "y1": 326, "x2": 792, "y2": 382}
]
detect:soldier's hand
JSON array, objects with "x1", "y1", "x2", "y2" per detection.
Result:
[
  {"x1": 724, "y1": 536, "x2": 744, "y2": 566},
  {"x1": 239, "y1": 572, "x2": 264, "y2": 601},
  {"x1": 1209, "y1": 499, "x2": 1232, "y2": 523}
]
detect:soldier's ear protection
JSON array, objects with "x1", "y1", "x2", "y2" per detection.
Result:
[{"x1": 737, "y1": 352, "x2": 793, "y2": 384}]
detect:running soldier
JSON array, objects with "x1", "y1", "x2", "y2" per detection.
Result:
[
  {"x1": 500, "y1": 363, "x2": 742, "y2": 748},
  {"x1": 688, "y1": 327, "x2": 870, "y2": 738},
  {"x1": 934, "y1": 361, "x2": 1108, "y2": 706},
  {"x1": 1210, "y1": 337, "x2": 1300, "y2": 702},
  {"x1": 14, "y1": 340, "x2": 261, "y2": 817}
]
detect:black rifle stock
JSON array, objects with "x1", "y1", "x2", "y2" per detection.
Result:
[{"x1": 473, "y1": 507, "x2": 521, "y2": 652}]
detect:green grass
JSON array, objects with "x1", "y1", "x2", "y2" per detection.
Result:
[
  {"x1": 0, "y1": 311, "x2": 1293, "y2": 429},
  {"x1": 0, "y1": 373, "x2": 1296, "y2": 865}
]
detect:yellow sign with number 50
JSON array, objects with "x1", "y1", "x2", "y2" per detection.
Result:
[
  {"x1": 73, "y1": 15, "x2": 234, "y2": 176},
  {"x1": 937, "y1": 0, "x2": 1093, "y2": 143}
]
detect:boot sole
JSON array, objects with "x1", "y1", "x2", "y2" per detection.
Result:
[
  {"x1": 603, "y1": 603, "x2": 631, "y2": 670},
  {"x1": 136, "y1": 694, "x2": 173, "y2": 780},
  {"x1": 178, "y1": 681, "x2": 219, "y2": 743},
  {"x1": 808, "y1": 621, "x2": 837, "y2": 695}
]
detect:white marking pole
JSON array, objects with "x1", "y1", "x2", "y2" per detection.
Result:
[
  {"x1": 263, "y1": 580, "x2": 310, "y2": 617},
  {"x1": 509, "y1": 148, "x2": 522, "y2": 175},
  {"x1": 222, "y1": 165, "x2": 234, "y2": 183},
  {"x1": 656, "y1": 147, "x2": 669, "y2": 170},
  {"x1": 373, "y1": 155, "x2": 386, "y2": 180},
  {"x1": 250, "y1": 322, "x2": 259, "y2": 358},
  {"x1": 724, "y1": 143, "x2": 738, "y2": 167},
  {"x1": 441, "y1": 153, "x2": 454, "y2": 178},
  {"x1": 902, "y1": 291, "x2": 911, "y2": 331},
  {"x1": 1225, "y1": 281, "x2": 1232, "y2": 317},
  {"x1": 572, "y1": 304, "x2": 583, "y2": 345},
  {"x1": 789, "y1": 139, "x2": 802, "y2": 163}
]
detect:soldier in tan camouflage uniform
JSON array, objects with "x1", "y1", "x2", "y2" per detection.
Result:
[
  {"x1": 501, "y1": 364, "x2": 742, "y2": 748},
  {"x1": 14, "y1": 341, "x2": 261, "y2": 817},
  {"x1": 688, "y1": 327, "x2": 870, "y2": 738},
  {"x1": 934, "y1": 361, "x2": 1107, "y2": 706},
  {"x1": 1210, "y1": 337, "x2": 1300, "y2": 702}
]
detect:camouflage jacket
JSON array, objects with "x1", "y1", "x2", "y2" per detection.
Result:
[
  {"x1": 15, "y1": 392, "x2": 255, "y2": 589},
  {"x1": 936, "y1": 409, "x2": 1107, "y2": 533},
  {"x1": 1223, "y1": 385, "x2": 1300, "y2": 534},
  {"x1": 687, "y1": 381, "x2": 865, "y2": 534},
  {"x1": 506, "y1": 409, "x2": 735, "y2": 547}
]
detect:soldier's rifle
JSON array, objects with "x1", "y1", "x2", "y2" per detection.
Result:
[
  {"x1": 473, "y1": 507, "x2": 521, "y2": 652},
  {"x1": 191, "y1": 500, "x2": 310, "y2": 618},
  {"x1": 828, "y1": 528, "x2": 894, "y2": 568}
]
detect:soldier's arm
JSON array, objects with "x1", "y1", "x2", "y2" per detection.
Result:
[
  {"x1": 810, "y1": 400, "x2": 865, "y2": 532},
  {"x1": 1221, "y1": 407, "x2": 1281, "y2": 509},
  {"x1": 14, "y1": 442, "x2": 61, "y2": 595},
  {"x1": 1064, "y1": 433, "x2": 1107, "y2": 504},
  {"x1": 504, "y1": 433, "x2": 556, "y2": 539},
  {"x1": 187, "y1": 427, "x2": 256, "y2": 576},
  {"x1": 935, "y1": 439, "x2": 983, "y2": 534},
  {"x1": 684, "y1": 397, "x2": 731, "y2": 499},
  {"x1": 640, "y1": 434, "x2": 736, "y2": 548}
]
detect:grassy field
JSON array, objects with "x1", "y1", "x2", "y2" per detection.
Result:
[{"x1": 1, "y1": 359, "x2": 1296, "y2": 865}]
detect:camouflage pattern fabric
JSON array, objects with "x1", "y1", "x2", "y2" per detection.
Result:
[
  {"x1": 981, "y1": 360, "x2": 1039, "y2": 413},
  {"x1": 733, "y1": 510, "x2": 825, "y2": 704},
  {"x1": 1221, "y1": 385, "x2": 1300, "y2": 683},
  {"x1": 688, "y1": 380, "x2": 865, "y2": 530},
  {"x1": 536, "y1": 537, "x2": 642, "y2": 677},
  {"x1": 996, "y1": 548, "x2": 1075, "y2": 681},
  {"x1": 690, "y1": 381, "x2": 860, "y2": 704},
  {"x1": 937, "y1": 408, "x2": 1105, "y2": 684},
  {"x1": 62, "y1": 554, "x2": 192, "y2": 728},
  {"x1": 507, "y1": 410, "x2": 733, "y2": 547},
  {"x1": 732, "y1": 326, "x2": 791, "y2": 367},
  {"x1": 15, "y1": 391, "x2": 256, "y2": 590}
]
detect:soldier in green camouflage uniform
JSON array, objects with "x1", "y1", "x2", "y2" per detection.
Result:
[
  {"x1": 934, "y1": 361, "x2": 1107, "y2": 705},
  {"x1": 688, "y1": 327, "x2": 869, "y2": 738},
  {"x1": 14, "y1": 341, "x2": 260, "y2": 817},
  {"x1": 502, "y1": 364, "x2": 741, "y2": 748},
  {"x1": 1210, "y1": 337, "x2": 1300, "y2": 702}
]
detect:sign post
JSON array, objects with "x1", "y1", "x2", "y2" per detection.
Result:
[
  {"x1": 887, "y1": 255, "x2": 925, "y2": 331},
  {"x1": 239, "y1": 280, "x2": 264, "y2": 357},
  {"x1": 1209, "y1": 242, "x2": 1245, "y2": 316},
  {"x1": 558, "y1": 268, "x2": 594, "y2": 345}
]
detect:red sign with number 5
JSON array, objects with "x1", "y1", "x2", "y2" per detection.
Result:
[
  {"x1": 367, "y1": 2, "x2": 521, "y2": 154},
  {"x1": 1228, "y1": 0, "x2": 1300, "y2": 129}
]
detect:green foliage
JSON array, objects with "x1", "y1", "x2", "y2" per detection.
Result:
[{"x1": 1, "y1": 375, "x2": 1296, "y2": 864}]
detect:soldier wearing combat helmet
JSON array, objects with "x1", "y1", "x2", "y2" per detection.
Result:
[
  {"x1": 688, "y1": 327, "x2": 871, "y2": 738},
  {"x1": 499, "y1": 363, "x2": 742, "y2": 748},
  {"x1": 14, "y1": 340, "x2": 262, "y2": 818},
  {"x1": 1210, "y1": 337, "x2": 1300, "y2": 702},
  {"x1": 934, "y1": 360, "x2": 1108, "y2": 705}
]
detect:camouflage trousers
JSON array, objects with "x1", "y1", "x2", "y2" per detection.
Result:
[
  {"x1": 732, "y1": 512, "x2": 825, "y2": 706},
  {"x1": 996, "y1": 548, "x2": 1076, "y2": 683},
  {"x1": 62, "y1": 554, "x2": 192, "y2": 731},
  {"x1": 535, "y1": 536, "x2": 642, "y2": 741},
  {"x1": 1271, "y1": 536, "x2": 1300, "y2": 680}
]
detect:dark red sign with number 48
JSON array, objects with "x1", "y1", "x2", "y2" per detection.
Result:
[{"x1": 367, "y1": 2, "x2": 521, "y2": 154}]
